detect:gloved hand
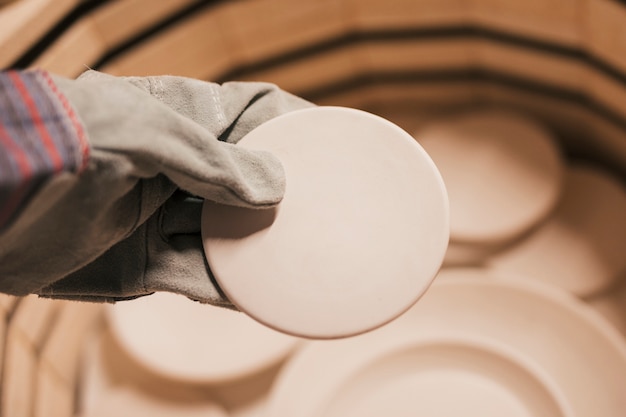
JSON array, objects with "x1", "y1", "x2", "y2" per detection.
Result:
[{"x1": 0, "y1": 70, "x2": 313, "y2": 305}]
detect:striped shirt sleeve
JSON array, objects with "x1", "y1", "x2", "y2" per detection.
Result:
[{"x1": 0, "y1": 69, "x2": 89, "y2": 232}]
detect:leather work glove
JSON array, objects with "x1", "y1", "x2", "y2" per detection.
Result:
[{"x1": 0, "y1": 70, "x2": 313, "y2": 305}]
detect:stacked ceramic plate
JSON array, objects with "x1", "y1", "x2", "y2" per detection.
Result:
[
  {"x1": 82, "y1": 107, "x2": 626, "y2": 417},
  {"x1": 265, "y1": 108, "x2": 626, "y2": 417},
  {"x1": 268, "y1": 271, "x2": 626, "y2": 417},
  {"x1": 85, "y1": 295, "x2": 298, "y2": 417}
]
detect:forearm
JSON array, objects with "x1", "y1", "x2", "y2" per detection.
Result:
[{"x1": 0, "y1": 69, "x2": 89, "y2": 234}]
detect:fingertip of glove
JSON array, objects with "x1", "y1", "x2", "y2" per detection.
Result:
[{"x1": 226, "y1": 146, "x2": 287, "y2": 208}]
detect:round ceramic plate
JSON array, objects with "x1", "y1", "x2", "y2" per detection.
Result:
[
  {"x1": 267, "y1": 270, "x2": 626, "y2": 417},
  {"x1": 268, "y1": 334, "x2": 572, "y2": 417},
  {"x1": 106, "y1": 292, "x2": 299, "y2": 383},
  {"x1": 202, "y1": 106, "x2": 449, "y2": 339},
  {"x1": 488, "y1": 164, "x2": 626, "y2": 297},
  {"x1": 415, "y1": 109, "x2": 564, "y2": 245},
  {"x1": 323, "y1": 339, "x2": 570, "y2": 417}
]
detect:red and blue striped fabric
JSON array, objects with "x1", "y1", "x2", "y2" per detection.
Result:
[{"x1": 0, "y1": 70, "x2": 89, "y2": 232}]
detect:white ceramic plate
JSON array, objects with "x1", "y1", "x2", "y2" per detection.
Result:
[
  {"x1": 324, "y1": 339, "x2": 571, "y2": 417},
  {"x1": 415, "y1": 108, "x2": 564, "y2": 245},
  {"x1": 267, "y1": 271, "x2": 626, "y2": 417},
  {"x1": 202, "y1": 106, "x2": 449, "y2": 339},
  {"x1": 488, "y1": 164, "x2": 626, "y2": 297},
  {"x1": 106, "y1": 292, "x2": 299, "y2": 383},
  {"x1": 268, "y1": 333, "x2": 572, "y2": 417}
]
